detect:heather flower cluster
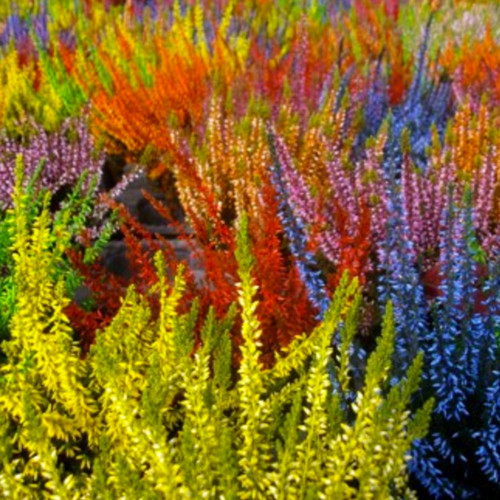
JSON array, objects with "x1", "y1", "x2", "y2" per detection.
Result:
[{"x1": 0, "y1": 117, "x2": 103, "y2": 209}]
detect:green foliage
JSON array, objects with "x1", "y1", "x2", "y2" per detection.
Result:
[
  {"x1": 0, "y1": 156, "x2": 110, "y2": 347},
  {"x1": 0, "y1": 193, "x2": 433, "y2": 498}
]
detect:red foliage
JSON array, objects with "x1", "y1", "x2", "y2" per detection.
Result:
[
  {"x1": 66, "y1": 183, "x2": 317, "y2": 368},
  {"x1": 421, "y1": 262, "x2": 490, "y2": 315},
  {"x1": 333, "y1": 200, "x2": 372, "y2": 287},
  {"x1": 251, "y1": 185, "x2": 318, "y2": 365},
  {"x1": 65, "y1": 247, "x2": 127, "y2": 351}
]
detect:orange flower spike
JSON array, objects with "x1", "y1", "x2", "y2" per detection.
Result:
[
  {"x1": 232, "y1": 118, "x2": 270, "y2": 221},
  {"x1": 388, "y1": 37, "x2": 412, "y2": 105},
  {"x1": 298, "y1": 126, "x2": 327, "y2": 187},
  {"x1": 448, "y1": 99, "x2": 493, "y2": 175},
  {"x1": 449, "y1": 22, "x2": 500, "y2": 103},
  {"x1": 220, "y1": 117, "x2": 238, "y2": 206},
  {"x1": 113, "y1": 23, "x2": 134, "y2": 65}
]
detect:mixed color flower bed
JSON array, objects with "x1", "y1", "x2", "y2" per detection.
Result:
[{"x1": 0, "y1": 1, "x2": 499, "y2": 498}]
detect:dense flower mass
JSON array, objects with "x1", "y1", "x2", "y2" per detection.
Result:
[
  {"x1": 0, "y1": 117, "x2": 103, "y2": 208},
  {"x1": 0, "y1": 1, "x2": 499, "y2": 498}
]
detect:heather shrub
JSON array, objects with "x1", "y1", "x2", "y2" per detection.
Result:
[
  {"x1": 1, "y1": 1, "x2": 499, "y2": 498},
  {"x1": 0, "y1": 155, "x2": 112, "y2": 346},
  {"x1": 0, "y1": 117, "x2": 103, "y2": 210},
  {"x1": 0, "y1": 184, "x2": 433, "y2": 499}
]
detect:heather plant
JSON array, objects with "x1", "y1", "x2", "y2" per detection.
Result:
[
  {"x1": 0, "y1": 155, "x2": 114, "y2": 348},
  {"x1": 271, "y1": 117, "x2": 500, "y2": 497},
  {"x1": 379, "y1": 184, "x2": 500, "y2": 497},
  {"x1": 0, "y1": 182, "x2": 433, "y2": 498},
  {"x1": 0, "y1": 1, "x2": 499, "y2": 498},
  {"x1": 0, "y1": 155, "x2": 47, "y2": 346},
  {"x1": 0, "y1": 51, "x2": 45, "y2": 134},
  {"x1": 67, "y1": 185, "x2": 319, "y2": 364},
  {"x1": 0, "y1": 116, "x2": 104, "y2": 210},
  {"x1": 0, "y1": 32, "x2": 83, "y2": 134},
  {"x1": 266, "y1": 55, "x2": 500, "y2": 497},
  {"x1": 77, "y1": 0, "x2": 444, "y2": 183},
  {"x1": 0, "y1": 0, "x2": 495, "y2": 143}
]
